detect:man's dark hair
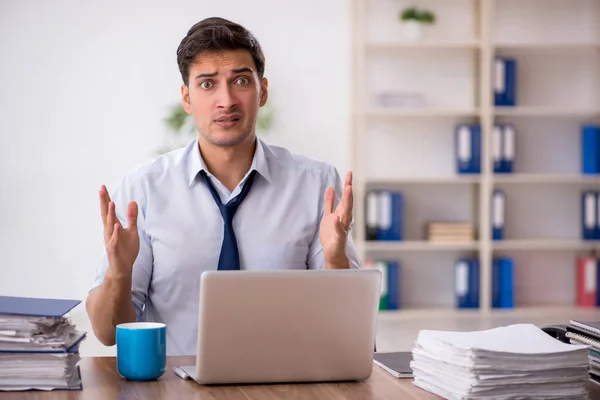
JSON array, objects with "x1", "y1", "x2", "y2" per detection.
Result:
[{"x1": 176, "y1": 17, "x2": 265, "y2": 86}]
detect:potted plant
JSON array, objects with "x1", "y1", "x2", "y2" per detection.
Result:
[{"x1": 398, "y1": 6, "x2": 436, "y2": 40}]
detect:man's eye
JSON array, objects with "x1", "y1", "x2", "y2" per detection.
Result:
[
  {"x1": 235, "y1": 77, "x2": 249, "y2": 85},
  {"x1": 200, "y1": 81, "x2": 213, "y2": 89}
]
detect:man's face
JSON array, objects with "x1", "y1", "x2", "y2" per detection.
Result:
[{"x1": 181, "y1": 49, "x2": 268, "y2": 148}]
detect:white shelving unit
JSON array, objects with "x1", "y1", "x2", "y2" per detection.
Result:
[{"x1": 351, "y1": 0, "x2": 600, "y2": 315}]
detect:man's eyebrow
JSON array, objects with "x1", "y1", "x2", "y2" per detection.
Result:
[
  {"x1": 195, "y1": 71, "x2": 217, "y2": 79},
  {"x1": 232, "y1": 67, "x2": 253, "y2": 74}
]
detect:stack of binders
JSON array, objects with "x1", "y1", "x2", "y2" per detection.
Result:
[
  {"x1": 455, "y1": 123, "x2": 481, "y2": 174},
  {"x1": 365, "y1": 190, "x2": 403, "y2": 241},
  {"x1": 0, "y1": 296, "x2": 86, "y2": 391},
  {"x1": 494, "y1": 56, "x2": 517, "y2": 107},
  {"x1": 365, "y1": 259, "x2": 400, "y2": 310},
  {"x1": 565, "y1": 320, "x2": 600, "y2": 385},
  {"x1": 426, "y1": 222, "x2": 474, "y2": 242},
  {"x1": 492, "y1": 123, "x2": 516, "y2": 173}
]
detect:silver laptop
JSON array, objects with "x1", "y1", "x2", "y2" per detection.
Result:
[{"x1": 176, "y1": 268, "x2": 381, "y2": 385}]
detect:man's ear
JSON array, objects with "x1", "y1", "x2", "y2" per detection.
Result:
[
  {"x1": 181, "y1": 84, "x2": 192, "y2": 113},
  {"x1": 259, "y1": 77, "x2": 269, "y2": 107}
]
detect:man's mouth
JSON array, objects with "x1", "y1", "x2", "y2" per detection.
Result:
[{"x1": 214, "y1": 115, "x2": 242, "y2": 128}]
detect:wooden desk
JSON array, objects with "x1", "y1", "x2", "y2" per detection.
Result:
[
  {"x1": 2, "y1": 357, "x2": 600, "y2": 399},
  {"x1": 0, "y1": 356, "x2": 440, "y2": 400}
]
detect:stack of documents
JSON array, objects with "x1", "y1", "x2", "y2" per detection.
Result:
[
  {"x1": 410, "y1": 324, "x2": 590, "y2": 400},
  {"x1": 0, "y1": 296, "x2": 86, "y2": 391},
  {"x1": 426, "y1": 222, "x2": 474, "y2": 242}
]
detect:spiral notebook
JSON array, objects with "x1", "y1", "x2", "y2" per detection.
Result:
[{"x1": 568, "y1": 320, "x2": 600, "y2": 340}]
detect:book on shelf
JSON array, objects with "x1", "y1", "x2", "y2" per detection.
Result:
[{"x1": 426, "y1": 222, "x2": 475, "y2": 242}]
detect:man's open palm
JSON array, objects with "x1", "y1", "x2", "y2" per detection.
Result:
[
  {"x1": 319, "y1": 172, "x2": 353, "y2": 269},
  {"x1": 100, "y1": 185, "x2": 140, "y2": 280}
]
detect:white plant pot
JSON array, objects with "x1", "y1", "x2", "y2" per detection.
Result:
[{"x1": 403, "y1": 20, "x2": 423, "y2": 41}]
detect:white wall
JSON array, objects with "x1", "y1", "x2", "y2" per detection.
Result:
[{"x1": 0, "y1": 0, "x2": 352, "y2": 300}]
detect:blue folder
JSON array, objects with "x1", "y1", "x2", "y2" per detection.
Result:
[
  {"x1": 492, "y1": 124, "x2": 503, "y2": 173},
  {"x1": 494, "y1": 57, "x2": 517, "y2": 106},
  {"x1": 455, "y1": 124, "x2": 481, "y2": 174},
  {"x1": 492, "y1": 190, "x2": 506, "y2": 240},
  {"x1": 386, "y1": 261, "x2": 400, "y2": 310},
  {"x1": 582, "y1": 191, "x2": 598, "y2": 240},
  {"x1": 582, "y1": 124, "x2": 600, "y2": 175},
  {"x1": 0, "y1": 295, "x2": 81, "y2": 317},
  {"x1": 492, "y1": 257, "x2": 514, "y2": 308},
  {"x1": 376, "y1": 191, "x2": 403, "y2": 241},
  {"x1": 501, "y1": 123, "x2": 515, "y2": 173},
  {"x1": 455, "y1": 258, "x2": 479, "y2": 309}
]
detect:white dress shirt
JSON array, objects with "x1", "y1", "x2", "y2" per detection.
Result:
[{"x1": 89, "y1": 137, "x2": 361, "y2": 355}]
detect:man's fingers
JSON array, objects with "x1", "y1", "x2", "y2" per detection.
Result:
[
  {"x1": 108, "y1": 223, "x2": 121, "y2": 252},
  {"x1": 344, "y1": 171, "x2": 352, "y2": 188},
  {"x1": 127, "y1": 201, "x2": 138, "y2": 232},
  {"x1": 99, "y1": 186, "x2": 109, "y2": 226},
  {"x1": 334, "y1": 215, "x2": 348, "y2": 236},
  {"x1": 324, "y1": 186, "x2": 335, "y2": 215}
]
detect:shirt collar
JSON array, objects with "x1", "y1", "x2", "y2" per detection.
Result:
[{"x1": 185, "y1": 137, "x2": 272, "y2": 187}]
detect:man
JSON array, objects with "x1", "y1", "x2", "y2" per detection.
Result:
[{"x1": 86, "y1": 17, "x2": 361, "y2": 356}]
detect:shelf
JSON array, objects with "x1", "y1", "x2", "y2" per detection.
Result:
[
  {"x1": 494, "y1": 106, "x2": 600, "y2": 118},
  {"x1": 377, "y1": 306, "x2": 600, "y2": 320},
  {"x1": 492, "y1": 239, "x2": 600, "y2": 251},
  {"x1": 367, "y1": 177, "x2": 480, "y2": 186},
  {"x1": 368, "y1": 40, "x2": 481, "y2": 50},
  {"x1": 365, "y1": 108, "x2": 480, "y2": 118},
  {"x1": 493, "y1": 174, "x2": 600, "y2": 184},
  {"x1": 494, "y1": 42, "x2": 600, "y2": 51},
  {"x1": 364, "y1": 241, "x2": 479, "y2": 252}
]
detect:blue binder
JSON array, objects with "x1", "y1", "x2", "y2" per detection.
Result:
[
  {"x1": 582, "y1": 124, "x2": 600, "y2": 175},
  {"x1": 386, "y1": 261, "x2": 400, "y2": 310},
  {"x1": 501, "y1": 123, "x2": 515, "y2": 173},
  {"x1": 492, "y1": 190, "x2": 506, "y2": 240},
  {"x1": 455, "y1": 124, "x2": 481, "y2": 174},
  {"x1": 455, "y1": 258, "x2": 479, "y2": 309},
  {"x1": 492, "y1": 124, "x2": 503, "y2": 173},
  {"x1": 494, "y1": 57, "x2": 517, "y2": 106},
  {"x1": 376, "y1": 191, "x2": 403, "y2": 241},
  {"x1": 492, "y1": 257, "x2": 514, "y2": 308},
  {"x1": 0, "y1": 295, "x2": 81, "y2": 317},
  {"x1": 582, "y1": 191, "x2": 598, "y2": 240}
]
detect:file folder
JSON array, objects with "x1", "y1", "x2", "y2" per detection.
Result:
[
  {"x1": 582, "y1": 124, "x2": 600, "y2": 175},
  {"x1": 501, "y1": 123, "x2": 515, "y2": 173},
  {"x1": 0, "y1": 295, "x2": 81, "y2": 318},
  {"x1": 455, "y1": 124, "x2": 481, "y2": 174},
  {"x1": 365, "y1": 190, "x2": 378, "y2": 241},
  {"x1": 455, "y1": 258, "x2": 479, "y2": 309},
  {"x1": 376, "y1": 191, "x2": 403, "y2": 241},
  {"x1": 492, "y1": 124, "x2": 503, "y2": 173},
  {"x1": 581, "y1": 191, "x2": 597, "y2": 240},
  {"x1": 492, "y1": 190, "x2": 506, "y2": 240},
  {"x1": 492, "y1": 257, "x2": 514, "y2": 309},
  {"x1": 576, "y1": 257, "x2": 597, "y2": 307},
  {"x1": 373, "y1": 260, "x2": 400, "y2": 310},
  {"x1": 494, "y1": 57, "x2": 517, "y2": 107}
]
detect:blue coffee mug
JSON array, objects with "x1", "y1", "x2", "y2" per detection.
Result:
[{"x1": 116, "y1": 322, "x2": 166, "y2": 381}]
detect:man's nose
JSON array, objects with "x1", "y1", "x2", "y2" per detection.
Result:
[{"x1": 217, "y1": 85, "x2": 238, "y2": 110}]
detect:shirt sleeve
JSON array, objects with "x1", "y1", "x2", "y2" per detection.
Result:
[
  {"x1": 307, "y1": 165, "x2": 362, "y2": 270},
  {"x1": 88, "y1": 171, "x2": 154, "y2": 320}
]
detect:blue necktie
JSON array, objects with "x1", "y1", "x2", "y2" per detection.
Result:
[{"x1": 200, "y1": 170, "x2": 257, "y2": 270}]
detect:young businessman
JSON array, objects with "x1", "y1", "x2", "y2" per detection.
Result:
[{"x1": 85, "y1": 17, "x2": 361, "y2": 355}]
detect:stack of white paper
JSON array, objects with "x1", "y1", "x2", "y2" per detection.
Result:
[
  {"x1": 0, "y1": 314, "x2": 84, "y2": 391},
  {"x1": 410, "y1": 324, "x2": 590, "y2": 400}
]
